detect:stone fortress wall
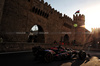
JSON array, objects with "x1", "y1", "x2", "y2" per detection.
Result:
[
  {"x1": 0, "y1": 0, "x2": 90, "y2": 52},
  {"x1": 0, "y1": 0, "x2": 76, "y2": 44},
  {"x1": 0, "y1": 0, "x2": 92, "y2": 52}
]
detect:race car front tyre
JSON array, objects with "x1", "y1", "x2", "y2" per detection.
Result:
[{"x1": 44, "y1": 52, "x2": 53, "y2": 62}]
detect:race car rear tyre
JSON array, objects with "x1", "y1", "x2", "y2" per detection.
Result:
[
  {"x1": 44, "y1": 52, "x2": 53, "y2": 62},
  {"x1": 78, "y1": 51, "x2": 86, "y2": 60}
]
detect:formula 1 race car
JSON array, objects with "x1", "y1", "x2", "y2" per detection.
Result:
[{"x1": 32, "y1": 45, "x2": 87, "y2": 62}]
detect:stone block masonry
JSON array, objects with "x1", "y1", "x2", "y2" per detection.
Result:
[{"x1": 0, "y1": 0, "x2": 91, "y2": 52}]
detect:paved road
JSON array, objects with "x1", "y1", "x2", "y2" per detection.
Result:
[{"x1": 0, "y1": 51, "x2": 100, "y2": 66}]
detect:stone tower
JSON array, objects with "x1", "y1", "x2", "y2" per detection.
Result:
[{"x1": 73, "y1": 14, "x2": 85, "y2": 45}]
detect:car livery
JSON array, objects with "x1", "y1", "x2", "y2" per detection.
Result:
[{"x1": 32, "y1": 46, "x2": 87, "y2": 62}]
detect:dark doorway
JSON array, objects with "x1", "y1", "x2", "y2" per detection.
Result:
[
  {"x1": 28, "y1": 25, "x2": 45, "y2": 43},
  {"x1": 64, "y1": 34, "x2": 69, "y2": 43}
]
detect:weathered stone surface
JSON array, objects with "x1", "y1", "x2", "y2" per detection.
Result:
[{"x1": 0, "y1": 0, "x2": 89, "y2": 45}]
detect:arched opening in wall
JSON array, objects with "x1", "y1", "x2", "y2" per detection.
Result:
[
  {"x1": 64, "y1": 34, "x2": 69, "y2": 44},
  {"x1": 32, "y1": 7, "x2": 35, "y2": 12},
  {"x1": 40, "y1": 11, "x2": 42, "y2": 16},
  {"x1": 38, "y1": 9, "x2": 40, "y2": 15},
  {"x1": 28, "y1": 25, "x2": 45, "y2": 43},
  {"x1": 35, "y1": 8, "x2": 38, "y2": 13}
]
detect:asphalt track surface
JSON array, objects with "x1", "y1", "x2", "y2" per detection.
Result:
[{"x1": 0, "y1": 51, "x2": 100, "y2": 66}]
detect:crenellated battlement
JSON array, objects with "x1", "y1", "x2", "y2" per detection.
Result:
[
  {"x1": 38, "y1": 0, "x2": 52, "y2": 9},
  {"x1": 35, "y1": 0, "x2": 65, "y2": 18},
  {"x1": 73, "y1": 14, "x2": 85, "y2": 21},
  {"x1": 73, "y1": 14, "x2": 85, "y2": 18},
  {"x1": 60, "y1": 14, "x2": 72, "y2": 21},
  {"x1": 18, "y1": 0, "x2": 73, "y2": 21},
  {"x1": 29, "y1": 0, "x2": 72, "y2": 21}
]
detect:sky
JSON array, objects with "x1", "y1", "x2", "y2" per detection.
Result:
[{"x1": 44, "y1": 0, "x2": 100, "y2": 31}]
